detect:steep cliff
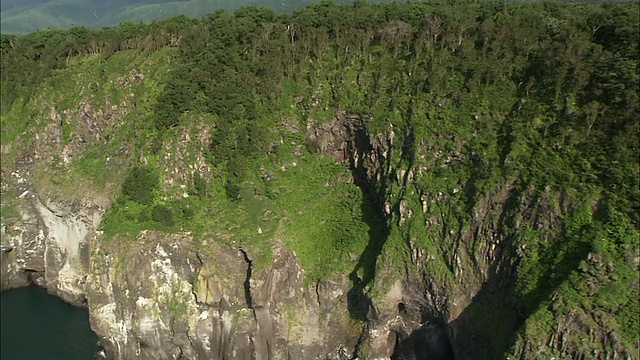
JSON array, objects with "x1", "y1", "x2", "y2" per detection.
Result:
[
  {"x1": 85, "y1": 232, "x2": 362, "y2": 360},
  {"x1": 1, "y1": 2, "x2": 638, "y2": 360},
  {"x1": 301, "y1": 112, "x2": 639, "y2": 360}
]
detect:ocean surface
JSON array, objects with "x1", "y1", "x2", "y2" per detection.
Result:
[{"x1": 0, "y1": 285, "x2": 99, "y2": 360}]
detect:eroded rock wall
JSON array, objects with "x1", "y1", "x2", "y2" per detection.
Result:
[
  {"x1": 2, "y1": 105, "x2": 634, "y2": 360},
  {"x1": 1, "y1": 100, "x2": 118, "y2": 303},
  {"x1": 1, "y1": 188, "x2": 102, "y2": 305},
  {"x1": 304, "y1": 112, "x2": 636, "y2": 360},
  {"x1": 86, "y1": 232, "x2": 359, "y2": 360}
]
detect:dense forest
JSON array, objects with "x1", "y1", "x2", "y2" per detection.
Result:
[
  {"x1": 1, "y1": 1, "x2": 638, "y2": 358},
  {"x1": 3, "y1": 1, "x2": 638, "y2": 214}
]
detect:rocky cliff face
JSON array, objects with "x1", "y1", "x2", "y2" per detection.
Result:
[
  {"x1": 2, "y1": 108, "x2": 636, "y2": 360},
  {"x1": 1, "y1": 53, "x2": 637, "y2": 360},
  {"x1": 1, "y1": 177, "x2": 103, "y2": 305},
  {"x1": 1, "y1": 100, "x2": 115, "y2": 304},
  {"x1": 85, "y1": 231, "x2": 361, "y2": 360},
  {"x1": 301, "y1": 112, "x2": 637, "y2": 360},
  {"x1": 2, "y1": 109, "x2": 636, "y2": 360}
]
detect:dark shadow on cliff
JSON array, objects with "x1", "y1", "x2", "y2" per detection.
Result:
[
  {"x1": 391, "y1": 323, "x2": 455, "y2": 360},
  {"x1": 346, "y1": 122, "x2": 419, "y2": 323},
  {"x1": 394, "y1": 190, "x2": 593, "y2": 360},
  {"x1": 346, "y1": 186, "x2": 390, "y2": 321},
  {"x1": 345, "y1": 121, "x2": 392, "y2": 322},
  {"x1": 238, "y1": 248, "x2": 253, "y2": 309},
  {"x1": 458, "y1": 232, "x2": 590, "y2": 357}
]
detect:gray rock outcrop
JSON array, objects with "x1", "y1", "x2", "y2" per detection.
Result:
[
  {"x1": 1, "y1": 191, "x2": 102, "y2": 305},
  {"x1": 86, "y1": 232, "x2": 359, "y2": 360}
]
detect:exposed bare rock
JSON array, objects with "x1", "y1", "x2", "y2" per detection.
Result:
[
  {"x1": 304, "y1": 111, "x2": 363, "y2": 163},
  {"x1": 1, "y1": 193, "x2": 103, "y2": 305},
  {"x1": 86, "y1": 234, "x2": 358, "y2": 360}
]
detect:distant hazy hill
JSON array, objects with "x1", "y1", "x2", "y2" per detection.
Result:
[{"x1": 0, "y1": 0, "x2": 351, "y2": 34}]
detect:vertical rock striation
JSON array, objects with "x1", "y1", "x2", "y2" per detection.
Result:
[
  {"x1": 85, "y1": 232, "x2": 360, "y2": 359},
  {"x1": 1, "y1": 191, "x2": 103, "y2": 305}
]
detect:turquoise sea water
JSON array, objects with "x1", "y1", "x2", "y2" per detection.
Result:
[{"x1": 0, "y1": 285, "x2": 99, "y2": 360}]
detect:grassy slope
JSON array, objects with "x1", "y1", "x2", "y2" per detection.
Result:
[
  {"x1": 0, "y1": 44, "x2": 373, "y2": 279},
  {"x1": 0, "y1": 46, "x2": 178, "y2": 199}
]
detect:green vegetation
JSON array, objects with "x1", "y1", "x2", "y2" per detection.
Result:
[
  {"x1": 1, "y1": 1, "x2": 638, "y2": 358},
  {"x1": 122, "y1": 166, "x2": 159, "y2": 205}
]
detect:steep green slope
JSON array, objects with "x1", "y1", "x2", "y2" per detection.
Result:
[{"x1": 1, "y1": 1, "x2": 638, "y2": 359}]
